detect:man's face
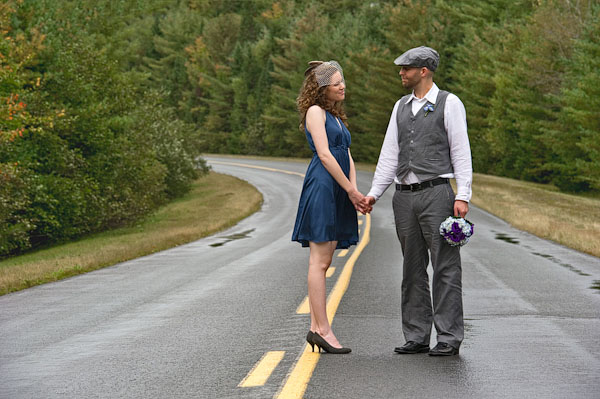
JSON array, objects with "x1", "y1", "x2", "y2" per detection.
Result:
[{"x1": 399, "y1": 66, "x2": 422, "y2": 89}]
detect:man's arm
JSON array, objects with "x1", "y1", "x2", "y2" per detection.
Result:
[
  {"x1": 365, "y1": 100, "x2": 402, "y2": 203},
  {"x1": 445, "y1": 94, "x2": 472, "y2": 217}
]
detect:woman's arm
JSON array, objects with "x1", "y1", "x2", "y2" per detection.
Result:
[
  {"x1": 348, "y1": 148, "x2": 357, "y2": 190},
  {"x1": 306, "y1": 106, "x2": 365, "y2": 210}
]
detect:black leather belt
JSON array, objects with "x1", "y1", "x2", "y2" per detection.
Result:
[{"x1": 396, "y1": 177, "x2": 449, "y2": 192}]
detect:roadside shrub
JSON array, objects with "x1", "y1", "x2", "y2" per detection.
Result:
[
  {"x1": 0, "y1": 3, "x2": 207, "y2": 258},
  {"x1": 0, "y1": 165, "x2": 33, "y2": 255}
]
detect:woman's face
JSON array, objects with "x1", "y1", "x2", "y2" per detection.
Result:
[{"x1": 324, "y1": 71, "x2": 345, "y2": 102}]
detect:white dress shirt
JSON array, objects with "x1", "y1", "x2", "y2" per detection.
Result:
[{"x1": 367, "y1": 83, "x2": 472, "y2": 202}]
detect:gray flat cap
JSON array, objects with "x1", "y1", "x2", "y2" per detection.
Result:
[{"x1": 394, "y1": 46, "x2": 439, "y2": 71}]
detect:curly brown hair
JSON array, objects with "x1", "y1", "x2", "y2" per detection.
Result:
[{"x1": 296, "y1": 65, "x2": 347, "y2": 131}]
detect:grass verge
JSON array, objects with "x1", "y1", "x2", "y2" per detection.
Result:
[
  {"x1": 469, "y1": 173, "x2": 600, "y2": 257},
  {"x1": 0, "y1": 172, "x2": 262, "y2": 296}
]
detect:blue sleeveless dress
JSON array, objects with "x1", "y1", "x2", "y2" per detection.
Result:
[{"x1": 292, "y1": 111, "x2": 359, "y2": 249}]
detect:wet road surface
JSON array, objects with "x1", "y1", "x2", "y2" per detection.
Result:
[{"x1": 1, "y1": 156, "x2": 599, "y2": 399}]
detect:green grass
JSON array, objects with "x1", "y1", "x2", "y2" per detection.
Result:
[
  {"x1": 469, "y1": 173, "x2": 600, "y2": 257},
  {"x1": 0, "y1": 172, "x2": 262, "y2": 295}
]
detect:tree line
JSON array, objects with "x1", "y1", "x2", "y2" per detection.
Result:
[
  {"x1": 183, "y1": 0, "x2": 598, "y2": 195},
  {"x1": 1, "y1": 0, "x2": 598, "y2": 257}
]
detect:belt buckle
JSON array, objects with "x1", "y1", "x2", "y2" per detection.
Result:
[{"x1": 411, "y1": 183, "x2": 422, "y2": 191}]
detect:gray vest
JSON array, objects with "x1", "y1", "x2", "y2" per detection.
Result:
[{"x1": 396, "y1": 90, "x2": 453, "y2": 181}]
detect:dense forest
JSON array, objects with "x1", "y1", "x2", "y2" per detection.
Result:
[{"x1": 1, "y1": 0, "x2": 598, "y2": 257}]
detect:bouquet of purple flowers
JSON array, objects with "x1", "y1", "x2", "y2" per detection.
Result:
[{"x1": 439, "y1": 216, "x2": 474, "y2": 247}]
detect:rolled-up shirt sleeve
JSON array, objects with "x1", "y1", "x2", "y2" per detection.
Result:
[
  {"x1": 366, "y1": 100, "x2": 402, "y2": 200},
  {"x1": 444, "y1": 94, "x2": 472, "y2": 202}
]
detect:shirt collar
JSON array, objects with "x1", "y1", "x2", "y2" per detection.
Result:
[{"x1": 405, "y1": 83, "x2": 439, "y2": 104}]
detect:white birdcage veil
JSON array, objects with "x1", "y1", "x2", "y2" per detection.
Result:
[{"x1": 306, "y1": 60, "x2": 344, "y2": 87}]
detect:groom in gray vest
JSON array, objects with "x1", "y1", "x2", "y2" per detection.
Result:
[{"x1": 363, "y1": 46, "x2": 472, "y2": 356}]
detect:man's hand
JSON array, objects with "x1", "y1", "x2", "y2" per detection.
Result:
[
  {"x1": 454, "y1": 200, "x2": 469, "y2": 218},
  {"x1": 364, "y1": 196, "x2": 376, "y2": 206},
  {"x1": 359, "y1": 196, "x2": 376, "y2": 214}
]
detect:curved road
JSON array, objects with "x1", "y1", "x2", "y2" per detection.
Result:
[{"x1": 1, "y1": 156, "x2": 599, "y2": 399}]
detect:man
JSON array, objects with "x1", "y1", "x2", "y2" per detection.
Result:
[{"x1": 363, "y1": 46, "x2": 472, "y2": 356}]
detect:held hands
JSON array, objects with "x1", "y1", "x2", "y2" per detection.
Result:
[
  {"x1": 360, "y1": 196, "x2": 376, "y2": 214},
  {"x1": 363, "y1": 196, "x2": 376, "y2": 208},
  {"x1": 348, "y1": 189, "x2": 373, "y2": 214}
]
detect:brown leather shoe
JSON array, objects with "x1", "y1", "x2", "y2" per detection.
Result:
[
  {"x1": 394, "y1": 341, "x2": 430, "y2": 354},
  {"x1": 428, "y1": 342, "x2": 459, "y2": 356}
]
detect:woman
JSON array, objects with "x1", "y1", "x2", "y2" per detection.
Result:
[{"x1": 292, "y1": 60, "x2": 368, "y2": 354}]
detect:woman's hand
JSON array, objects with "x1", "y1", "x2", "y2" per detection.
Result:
[{"x1": 348, "y1": 188, "x2": 370, "y2": 214}]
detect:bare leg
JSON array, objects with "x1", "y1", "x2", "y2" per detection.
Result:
[
  {"x1": 309, "y1": 298, "x2": 316, "y2": 332},
  {"x1": 308, "y1": 241, "x2": 343, "y2": 348}
]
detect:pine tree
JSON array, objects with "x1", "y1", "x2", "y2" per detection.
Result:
[
  {"x1": 343, "y1": 47, "x2": 400, "y2": 162},
  {"x1": 220, "y1": 1, "x2": 285, "y2": 154},
  {"x1": 185, "y1": 12, "x2": 243, "y2": 152},
  {"x1": 143, "y1": 6, "x2": 203, "y2": 116},
  {"x1": 544, "y1": 4, "x2": 600, "y2": 192},
  {"x1": 262, "y1": 6, "x2": 330, "y2": 156},
  {"x1": 484, "y1": 0, "x2": 587, "y2": 181}
]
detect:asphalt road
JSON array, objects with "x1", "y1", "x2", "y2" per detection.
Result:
[{"x1": 1, "y1": 156, "x2": 599, "y2": 399}]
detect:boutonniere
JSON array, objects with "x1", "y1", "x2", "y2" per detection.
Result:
[{"x1": 424, "y1": 103, "x2": 435, "y2": 116}]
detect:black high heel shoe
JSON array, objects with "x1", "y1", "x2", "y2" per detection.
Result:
[
  {"x1": 306, "y1": 331, "x2": 316, "y2": 352},
  {"x1": 312, "y1": 332, "x2": 351, "y2": 354}
]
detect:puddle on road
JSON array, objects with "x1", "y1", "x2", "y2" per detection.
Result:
[
  {"x1": 495, "y1": 233, "x2": 520, "y2": 244},
  {"x1": 531, "y1": 252, "x2": 591, "y2": 276},
  {"x1": 210, "y1": 229, "x2": 255, "y2": 247},
  {"x1": 492, "y1": 230, "x2": 591, "y2": 278}
]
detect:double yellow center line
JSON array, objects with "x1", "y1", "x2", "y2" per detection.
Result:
[
  {"x1": 277, "y1": 213, "x2": 370, "y2": 398},
  {"x1": 210, "y1": 160, "x2": 371, "y2": 398}
]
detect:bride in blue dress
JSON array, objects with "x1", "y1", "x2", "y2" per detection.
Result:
[{"x1": 292, "y1": 61, "x2": 370, "y2": 354}]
